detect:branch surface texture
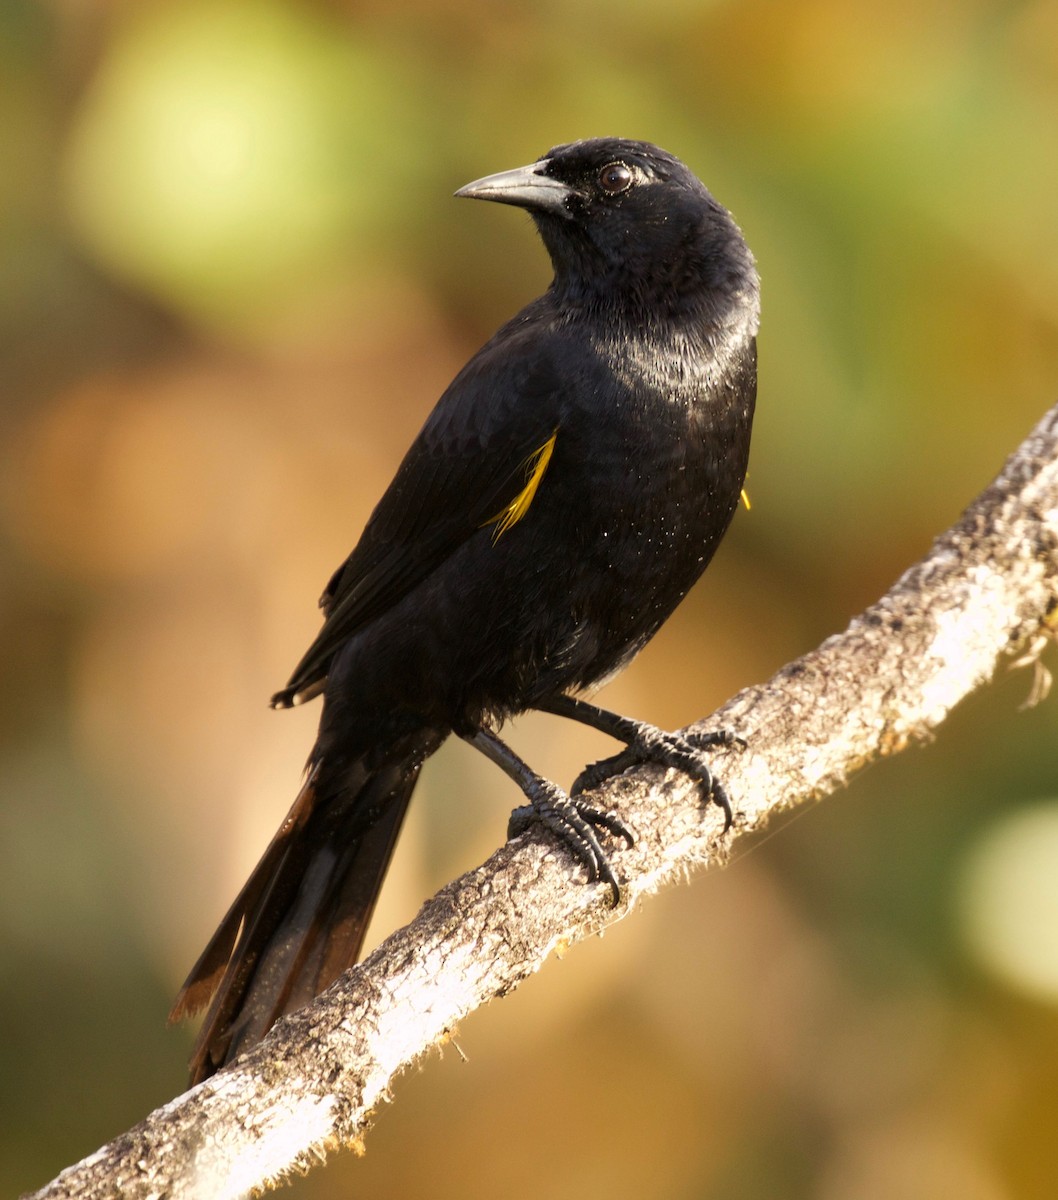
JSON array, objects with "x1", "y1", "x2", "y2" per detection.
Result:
[{"x1": 26, "y1": 402, "x2": 1058, "y2": 1200}]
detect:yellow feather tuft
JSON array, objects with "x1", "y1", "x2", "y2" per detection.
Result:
[{"x1": 487, "y1": 430, "x2": 558, "y2": 540}]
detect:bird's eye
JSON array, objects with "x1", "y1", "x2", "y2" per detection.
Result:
[{"x1": 598, "y1": 163, "x2": 633, "y2": 195}]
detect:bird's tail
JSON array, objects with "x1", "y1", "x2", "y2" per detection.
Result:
[{"x1": 170, "y1": 742, "x2": 432, "y2": 1084}]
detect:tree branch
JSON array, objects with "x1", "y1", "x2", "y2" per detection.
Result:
[{"x1": 26, "y1": 402, "x2": 1058, "y2": 1200}]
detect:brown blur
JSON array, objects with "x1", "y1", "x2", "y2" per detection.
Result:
[{"x1": 4, "y1": 2, "x2": 1058, "y2": 1197}]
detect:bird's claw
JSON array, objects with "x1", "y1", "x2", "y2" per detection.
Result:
[
  {"x1": 570, "y1": 748, "x2": 638, "y2": 797},
  {"x1": 508, "y1": 783, "x2": 633, "y2": 906},
  {"x1": 571, "y1": 724, "x2": 743, "y2": 832}
]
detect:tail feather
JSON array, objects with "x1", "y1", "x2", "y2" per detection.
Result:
[
  {"x1": 171, "y1": 753, "x2": 424, "y2": 1085},
  {"x1": 169, "y1": 771, "x2": 320, "y2": 1025}
]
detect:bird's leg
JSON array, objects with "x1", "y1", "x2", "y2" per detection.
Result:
[
  {"x1": 537, "y1": 694, "x2": 743, "y2": 830},
  {"x1": 463, "y1": 726, "x2": 633, "y2": 904}
]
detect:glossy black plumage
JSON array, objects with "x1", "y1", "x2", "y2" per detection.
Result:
[{"x1": 172, "y1": 138, "x2": 760, "y2": 1083}]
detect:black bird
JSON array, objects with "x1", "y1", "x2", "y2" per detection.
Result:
[{"x1": 171, "y1": 137, "x2": 760, "y2": 1083}]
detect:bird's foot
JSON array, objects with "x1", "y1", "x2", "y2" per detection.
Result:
[
  {"x1": 571, "y1": 722, "x2": 743, "y2": 831},
  {"x1": 508, "y1": 781, "x2": 634, "y2": 906}
]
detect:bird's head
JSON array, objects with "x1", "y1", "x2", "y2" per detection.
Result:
[{"x1": 456, "y1": 137, "x2": 758, "y2": 322}]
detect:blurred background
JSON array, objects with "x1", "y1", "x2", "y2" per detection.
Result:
[{"x1": 3, "y1": 1, "x2": 1058, "y2": 1196}]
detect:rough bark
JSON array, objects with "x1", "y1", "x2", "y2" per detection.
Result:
[{"x1": 24, "y1": 403, "x2": 1058, "y2": 1200}]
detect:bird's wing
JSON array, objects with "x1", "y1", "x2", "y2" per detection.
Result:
[{"x1": 273, "y1": 320, "x2": 568, "y2": 706}]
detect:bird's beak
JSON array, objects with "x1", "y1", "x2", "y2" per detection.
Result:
[{"x1": 455, "y1": 160, "x2": 575, "y2": 219}]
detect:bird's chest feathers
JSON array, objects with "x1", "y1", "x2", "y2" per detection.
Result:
[{"x1": 574, "y1": 327, "x2": 748, "y2": 471}]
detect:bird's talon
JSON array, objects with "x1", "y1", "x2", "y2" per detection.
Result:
[
  {"x1": 509, "y1": 785, "x2": 630, "y2": 900},
  {"x1": 599, "y1": 865, "x2": 621, "y2": 907},
  {"x1": 506, "y1": 804, "x2": 535, "y2": 840},
  {"x1": 710, "y1": 779, "x2": 735, "y2": 833},
  {"x1": 570, "y1": 748, "x2": 637, "y2": 796}
]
